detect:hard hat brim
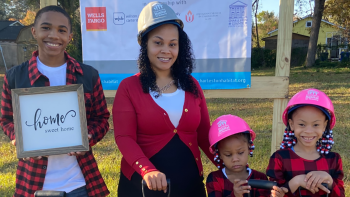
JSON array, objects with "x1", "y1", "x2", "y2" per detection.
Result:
[{"x1": 137, "y1": 20, "x2": 183, "y2": 45}]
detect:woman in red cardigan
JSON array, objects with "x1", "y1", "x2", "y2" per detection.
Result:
[{"x1": 112, "y1": 2, "x2": 213, "y2": 197}]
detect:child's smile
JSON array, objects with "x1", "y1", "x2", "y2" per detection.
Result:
[
  {"x1": 31, "y1": 11, "x2": 72, "y2": 66},
  {"x1": 289, "y1": 106, "x2": 328, "y2": 151}
]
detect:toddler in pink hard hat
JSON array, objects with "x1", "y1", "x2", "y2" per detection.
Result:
[
  {"x1": 206, "y1": 114, "x2": 287, "y2": 197},
  {"x1": 266, "y1": 88, "x2": 345, "y2": 196}
]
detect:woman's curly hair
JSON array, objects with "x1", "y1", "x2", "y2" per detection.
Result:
[{"x1": 137, "y1": 25, "x2": 199, "y2": 98}]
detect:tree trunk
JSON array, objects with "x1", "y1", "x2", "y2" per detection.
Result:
[
  {"x1": 253, "y1": 0, "x2": 265, "y2": 67},
  {"x1": 306, "y1": 0, "x2": 326, "y2": 67},
  {"x1": 255, "y1": 0, "x2": 260, "y2": 48}
]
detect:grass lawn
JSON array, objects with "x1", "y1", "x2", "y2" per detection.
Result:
[{"x1": 0, "y1": 65, "x2": 349, "y2": 196}]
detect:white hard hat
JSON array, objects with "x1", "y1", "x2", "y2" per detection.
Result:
[{"x1": 137, "y1": 1, "x2": 184, "y2": 45}]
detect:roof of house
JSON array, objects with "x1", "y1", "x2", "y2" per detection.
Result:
[
  {"x1": 267, "y1": 15, "x2": 346, "y2": 35},
  {"x1": 0, "y1": 21, "x2": 25, "y2": 41},
  {"x1": 262, "y1": 33, "x2": 310, "y2": 41}
]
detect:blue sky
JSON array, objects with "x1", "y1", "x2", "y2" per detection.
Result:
[
  {"x1": 259, "y1": 0, "x2": 280, "y2": 16},
  {"x1": 258, "y1": 0, "x2": 313, "y2": 17}
]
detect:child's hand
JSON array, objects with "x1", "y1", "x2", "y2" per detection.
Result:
[
  {"x1": 289, "y1": 175, "x2": 310, "y2": 193},
  {"x1": 271, "y1": 186, "x2": 288, "y2": 197},
  {"x1": 233, "y1": 179, "x2": 251, "y2": 197},
  {"x1": 305, "y1": 171, "x2": 332, "y2": 194}
]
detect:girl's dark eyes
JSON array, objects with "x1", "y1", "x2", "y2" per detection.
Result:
[
  {"x1": 298, "y1": 124, "x2": 305, "y2": 126},
  {"x1": 239, "y1": 152, "x2": 244, "y2": 155},
  {"x1": 224, "y1": 154, "x2": 231, "y2": 157},
  {"x1": 59, "y1": 29, "x2": 67, "y2": 33}
]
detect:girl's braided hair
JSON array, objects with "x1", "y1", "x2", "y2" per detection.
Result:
[{"x1": 280, "y1": 105, "x2": 334, "y2": 155}]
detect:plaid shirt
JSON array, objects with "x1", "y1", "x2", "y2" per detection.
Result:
[
  {"x1": 266, "y1": 149, "x2": 344, "y2": 197},
  {"x1": 0, "y1": 51, "x2": 110, "y2": 197},
  {"x1": 206, "y1": 168, "x2": 271, "y2": 197}
]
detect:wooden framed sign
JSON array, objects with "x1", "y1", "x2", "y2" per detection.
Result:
[{"x1": 11, "y1": 84, "x2": 89, "y2": 159}]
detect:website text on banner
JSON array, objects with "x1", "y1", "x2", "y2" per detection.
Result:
[{"x1": 79, "y1": 0, "x2": 252, "y2": 90}]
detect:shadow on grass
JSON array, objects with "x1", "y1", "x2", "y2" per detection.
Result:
[
  {"x1": 0, "y1": 160, "x2": 17, "y2": 174},
  {"x1": 0, "y1": 186, "x2": 14, "y2": 197}
]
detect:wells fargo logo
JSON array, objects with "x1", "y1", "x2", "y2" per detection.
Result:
[
  {"x1": 85, "y1": 7, "x2": 107, "y2": 31},
  {"x1": 186, "y1": 10, "x2": 194, "y2": 23}
]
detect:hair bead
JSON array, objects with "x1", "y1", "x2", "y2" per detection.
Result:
[{"x1": 280, "y1": 125, "x2": 333, "y2": 155}]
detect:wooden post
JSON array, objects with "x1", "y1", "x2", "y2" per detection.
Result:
[
  {"x1": 271, "y1": 0, "x2": 294, "y2": 154},
  {"x1": 40, "y1": 0, "x2": 57, "y2": 8}
]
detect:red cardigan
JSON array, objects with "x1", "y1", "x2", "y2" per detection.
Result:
[{"x1": 113, "y1": 73, "x2": 213, "y2": 180}]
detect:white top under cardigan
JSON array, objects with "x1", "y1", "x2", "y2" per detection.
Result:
[{"x1": 150, "y1": 88, "x2": 185, "y2": 128}]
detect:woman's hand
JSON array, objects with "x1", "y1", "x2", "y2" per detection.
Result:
[
  {"x1": 233, "y1": 179, "x2": 251, "y2": 197},
  {"x1": 305, "y1": 171, "x2": 332, "y2": 194},
  {"x1": 143, "y1": 171, "x2": 167, "y2": 193},
  {"x1": 271, "y1": 186, "x2": 288, "y2": 197}
]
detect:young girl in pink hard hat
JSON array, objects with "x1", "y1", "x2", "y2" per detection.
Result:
[
  {"x1": 266, "y1": 88, "x2": 345, "y2": 197},
  {"x1": 206, "y1": 115, "x2": 287, "y2": 197}
]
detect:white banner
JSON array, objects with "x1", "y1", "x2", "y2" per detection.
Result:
[{"x1": 80, "y1": 0, "x2": 252, "y2": 90}]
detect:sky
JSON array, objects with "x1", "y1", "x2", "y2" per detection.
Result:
[
  {"x1": 259, "y1": 0, "x2": 281, "y2": 16},
  {"x1": 258, "y1": 0, "x2": 314, "y2": 18}
]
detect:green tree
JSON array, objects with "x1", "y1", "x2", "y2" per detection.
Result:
[
  {"x1": 0, "y1": 0, "x2": 7, "y2": 20},
  {"x1": 0, "y1": 0, "x2": 39, "y2": 20},
  {"x1": 255, "y1": 10, "x2": 278, "y2": 47},
  {"x1": 5, "y1": 0, "x2": 30, "y2": 20},
  {"x1": 323, "y1": 0, "x2": 350, "y2": 40},
  {"x1": 58, "y1": 0, "x2": 82, "y2": 62}
]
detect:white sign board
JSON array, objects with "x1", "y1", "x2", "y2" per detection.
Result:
[
  {"x1": 12, "y1": 85, "x2": 89, "y2": 158},
  {"x1": 80, "y1": 0, "x2": 252, "y2": 90}
]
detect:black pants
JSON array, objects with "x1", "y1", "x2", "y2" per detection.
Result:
[{"x1": 118, "y1": 135, "x2": 206, "y2": 197}]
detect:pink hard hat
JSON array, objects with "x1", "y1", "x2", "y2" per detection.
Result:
[
  {"x1": 209, "y1": 114, "x2": 256, "y2": 154},
  {"x1": 282, "y1": 88, "x2": 336, "y2": 129}
]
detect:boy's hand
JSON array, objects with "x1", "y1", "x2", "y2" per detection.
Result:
[
  {"x1": 23, "y1": 156, "x2": 46, "y2": 161},
  {"x1": 271, "y1": 186, "x2": 288, "y2": 197},
  {"x1": 233, "y1": 179, "x2": 251, "y2": 197},
  {"x1": 68, "y1": 134, "x2": 92, "y2": 156},
  {"x1": 305, "y1": 171, "x2": 331, "y2": 194}
]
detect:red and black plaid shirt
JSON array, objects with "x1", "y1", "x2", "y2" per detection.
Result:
[
  {"x1": 0, "y1": 51, "x2": 110, "y2": 197},
  {"x1": 266, "y1": 149, "x2": 344, "y2": 197},
  {"x1": 206, "y1": 168, "x2": 271, "y2": 197}
]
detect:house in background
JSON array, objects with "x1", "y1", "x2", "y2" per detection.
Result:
[
  {"x1": 262, "y1": 33, "x2": 310, "y2": 50},
  {"x1": 263, "y1": 15, "x2": 346, "y2": 59},
  {"x1": 0, "y1": 21, "x2": 25, "y2": 68},
  {"x1": 16, "y1": 25, "x2": 37, "y2": 64}
]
